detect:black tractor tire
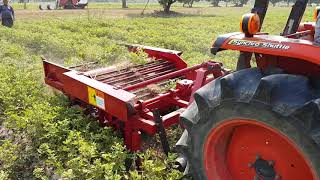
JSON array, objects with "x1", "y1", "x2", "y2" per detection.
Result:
[{"x1": 176, "y1": 68, "x2": 320, "y2": 180}]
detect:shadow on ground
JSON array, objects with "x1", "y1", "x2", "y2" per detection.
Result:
[{"x1": 127, "y1": 10, "x2": 219, "y2": 18}]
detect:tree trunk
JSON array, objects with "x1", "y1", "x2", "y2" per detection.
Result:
[
  {"x1": 189, "y1": 0, "x2": 194, "y2": 7},
  {"x1": 212, "y1": 2, "x2": 219, "y2": 6},
  {"x1": 24, "y1": 0, "x2": 27, "y2": 9},
  {"x1": 122, "y1": 0, "x2": 127, "y2": 8},
  {"x1": 164, "y1": 3, "x2": 171, "y2": 13}
]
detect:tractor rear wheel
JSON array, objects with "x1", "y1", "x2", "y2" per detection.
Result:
[{"x1": 177, "y1": 68, "x2": 320, "y2": 180}]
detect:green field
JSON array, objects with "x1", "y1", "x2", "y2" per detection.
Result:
[{"x1": 0, "y1": 4, "x2": 316, "y2": 179}]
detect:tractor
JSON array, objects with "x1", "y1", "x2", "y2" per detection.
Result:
[
  {"x1": 43, "y1": 0, "x2": 320, "y2": 179},
  {"x1": 39, "y1": 0, "x2": 88, "y2": 10}
]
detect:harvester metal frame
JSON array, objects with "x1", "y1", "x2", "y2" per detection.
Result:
[{"x1": 43, "y1": 45, "x2": 227, "y2": 151}]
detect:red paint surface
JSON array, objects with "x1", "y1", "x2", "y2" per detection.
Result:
[
  {"x1": 43, "y1": 45, "x2": 227, "y2": 151},
  {"x1": 204, "y1": 119, "x2": 317, "y2": 180}
]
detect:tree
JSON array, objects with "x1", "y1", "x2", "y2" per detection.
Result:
[
  {"x1": 270, "y1": 0, "x2": 281, "y2": 7},
  {"x1": 159, "y1": 0, "x2": 176, "y2": 13},
  {"x1": 182, "y1": 0, "x2": 200, "y2": 8},
  {"x1": 122, "y1": 0, "x2": 127, "y2": 8},
  {"x1": 207, "y1": 0, "x2": 221, "y2": 7},
  {"x1": 308, "y1": 0, "x2": 320, "y2": 6},
  {"x1": 232, "y1": 0, "x2": 249, "y2": 7},
  {"x1": 159, "y1": 0, "x2": 200, "y2": 13}
]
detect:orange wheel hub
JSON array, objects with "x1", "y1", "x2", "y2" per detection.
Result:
[{"x1": 204, "y1": 119, "x2": 317, "y2": 180}]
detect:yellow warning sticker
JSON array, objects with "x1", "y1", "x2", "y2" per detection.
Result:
[{"x1": 88, "y1": 87, "x2": 105, "y2": 110}]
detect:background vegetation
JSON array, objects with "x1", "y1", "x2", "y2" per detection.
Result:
[
  {"x1": 0, "y1": 3, "x2": 315, "y2": 179},
  {"x1": 12, "y1": 0, "x2": 320, "y2": 13}
]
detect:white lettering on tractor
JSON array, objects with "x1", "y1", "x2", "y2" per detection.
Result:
[{"x1": 228, "y1": 39, "x2": 290, "y2": 50}]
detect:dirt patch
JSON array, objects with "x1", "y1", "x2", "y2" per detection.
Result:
[{"x1": 15, "y1": 7, "x2": 220, "y2": 20}]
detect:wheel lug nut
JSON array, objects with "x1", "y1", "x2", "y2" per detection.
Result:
[{"x1": 248, "y1": 162, "x2": 253, "y2": 168}]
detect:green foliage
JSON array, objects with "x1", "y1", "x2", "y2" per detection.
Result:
[
  {"x1": 231, "y1": 0, "x2": 249, "y2": 7},
  {"x1": 0, "y1": 140, "x2": 18, "y2": 173},
  {"x1": 270, "y1": 0, "x2": 282, "y2": 7},
  {"x1": 308, "y1": 0, "x2": 320, "y2": 5},
  {"x1": 129, "y1": 151, "x2": 181, "y2": 180},
  {"x1": 158, "y1": 0, "x2": 177, "y2": 13},
  {"x1": 0, "y1": 43, "x2": 130, "y2": 179},
  {"x1": 0, "y1": 6, "x2": 309, "y2": 179},
  {"x1": 129, "y1": 49, "x2": 149, "y2": 65},
  {"x1": 207, "y1": 0, "x2": 220, "y2": 7}
]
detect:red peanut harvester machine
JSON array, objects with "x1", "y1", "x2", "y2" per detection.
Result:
[{"x1": 43, "y1": 44, "x2": 227, "y2": 152}]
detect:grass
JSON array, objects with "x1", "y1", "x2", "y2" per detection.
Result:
[
  {"x1": 0, "y1": 4, "x2": 316, "y2": 179},
  {"x1": 11, "y1": 2, "x2": 213, "y2": 10}
]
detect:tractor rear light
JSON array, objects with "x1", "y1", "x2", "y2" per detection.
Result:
[{"x1": 240, "y1": 13, "x2": 261, "y2": 36}]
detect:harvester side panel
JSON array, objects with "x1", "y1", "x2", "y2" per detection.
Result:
[
  {"x1": 63, "y1": 71, "x2": 135, "y2": 121},
  {"x1": 43, "y1": 60, "x2": 70, "y2": 91}
]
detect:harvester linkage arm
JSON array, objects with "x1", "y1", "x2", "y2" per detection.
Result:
[{"x1": 153, "y1": 109, "x2": 171, "y2": 156}]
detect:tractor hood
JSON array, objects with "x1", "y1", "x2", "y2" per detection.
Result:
[{"x1": 210, "y1": 32, "x2": 320, "y2": 66}]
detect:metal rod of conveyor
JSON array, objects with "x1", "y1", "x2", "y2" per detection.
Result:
[
  {"x1": 117, "y1": 69, "x2": 176, "y2": 87},
  {"x1": 95, "y1": 61, "x2": 170, "y2": 81},
  {"x1": 103, "y1": 64, "x2": 175, "y2": 84},
  {"x1": 123, "y1": 63, "x2": 206, "y2": 91}
]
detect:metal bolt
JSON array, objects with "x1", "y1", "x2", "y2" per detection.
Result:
[
  {"x1": 254, "y1": 175, "x2": 260, "y2": 180},
  {"x1": 275, "y1": 174, "x2": 281, "y2": 180},
  {"x1": 256, "y1": 154, "x2": 261, "y2": 160},
  {"x1": 268, "y1": 160, "x2": 275, "y2": 166},
  {"x1": 248, "y1": 162, "x2": 253, "y2": 168}
]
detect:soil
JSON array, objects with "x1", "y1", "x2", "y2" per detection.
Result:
[{"x1": 15, "y1": 7, "x2": 216, "y2": 20}]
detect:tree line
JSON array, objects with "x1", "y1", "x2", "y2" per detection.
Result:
[
  {"x1": 269, "y1": 0, "x2": 320, "y2": 6},
  {"x1": 158, "y1": 0, "x2": 320, "y2": 13}
]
